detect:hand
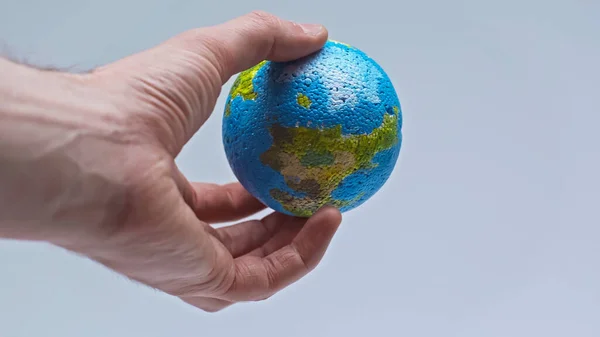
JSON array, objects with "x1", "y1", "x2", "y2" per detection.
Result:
[{"x1": 0, "y1": 11, "x2": 341, "y2": 312}]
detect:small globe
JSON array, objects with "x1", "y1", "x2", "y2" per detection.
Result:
[{"x1": 222, "y1": 40, "x2": 403, "y2": 217}]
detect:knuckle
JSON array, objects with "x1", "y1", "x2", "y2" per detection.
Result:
[
  {"x1": 200, "y1": 305, "x2": 226, "y2": 313},
  {"x1": 164, "y1": 264, "x2": 235, "y2": 299},
  {"x1": 252, "y1": 292, "x2": 274, "y2": 302},
  {"x1": 173, "y1": 28, "x2": 228, "y2": 67},
  {"x1": 191, "y1": 31, "x2": 234, "y2": 81},
  {"x1": 290, "y1": 244, "x2": 312, "y2": 272},
  {"x1": 246, "y1": 10, "x2": 281, "y2": 29},
  {"x1": 208, "y1": 263, "x2": 237, "y2": 297}
]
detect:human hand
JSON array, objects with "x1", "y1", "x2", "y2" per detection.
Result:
[{"x1": 0, "y1": 11, "x2": 341, "y2": 312}]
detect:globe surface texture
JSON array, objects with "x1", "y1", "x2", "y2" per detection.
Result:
[{"x1": 222, "y1": 40, "x2": 403, "y2": 217}]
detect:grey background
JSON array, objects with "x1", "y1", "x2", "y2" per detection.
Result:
[{"x1": 1, "y1": 0, "x2": 599, "y2": 336}]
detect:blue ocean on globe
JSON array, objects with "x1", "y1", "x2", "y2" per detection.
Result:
[{"x1": 222, "y1": 40, "x2": 403, "y2": 217}]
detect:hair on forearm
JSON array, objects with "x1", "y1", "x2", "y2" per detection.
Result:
[{"x1": 1, "y1": 45, "x2": 93, "y2": 74}]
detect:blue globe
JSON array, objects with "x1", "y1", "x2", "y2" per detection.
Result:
[{"x1": 222, "y1": 40, "x2": 403, "y2": 217}]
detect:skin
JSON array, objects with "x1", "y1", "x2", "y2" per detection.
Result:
[{"x1": 0, "y1": 11, "x2": 342, "y2": 313}]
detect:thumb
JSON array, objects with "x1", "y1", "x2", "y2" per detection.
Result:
[
  {"x1": 170, "y1": 11, "x2": 329, "y2": 84},
  {"x1": 93, "y1": 11, "x2": 328, "y2": 156}
]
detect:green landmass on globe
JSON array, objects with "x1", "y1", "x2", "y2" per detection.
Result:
[
  {"x1": 222, "y1": 40, "x2": 402, "y2": 217},
  {"x1": 261, "y1": 109, "x2": 399, "y2": 216}
]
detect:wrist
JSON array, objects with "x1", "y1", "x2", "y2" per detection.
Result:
[{"x1": 0, "y1": 58, "x2": 132, "y2": 247}]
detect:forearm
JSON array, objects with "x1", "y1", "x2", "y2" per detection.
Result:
[{"x1": 0, "y1": 58, "x2": 129, "y2": 246}]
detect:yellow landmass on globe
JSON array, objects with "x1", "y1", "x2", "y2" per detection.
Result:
[
  {"x1": 296, "y1": 93, "x2": 312, "y2": 109},
  {"x1": 224, "y1": 60, "x2": 266, "y2": 116},
  {"x1": 329, "y1": 39, "x2": 353, "y2": 48}
]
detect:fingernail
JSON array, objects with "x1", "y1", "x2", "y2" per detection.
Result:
[{"x1": 299, "y1": 23, "x2": 324, "y2": 36}]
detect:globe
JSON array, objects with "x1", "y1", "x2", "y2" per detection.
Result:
[{"x1": 222, "y1": 40, "x2": 403, "y2": 217}]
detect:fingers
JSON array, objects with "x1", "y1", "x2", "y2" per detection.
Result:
[
  {"x1": 245, "y1": 216, "x2": 305, "y2": 258},
  {"x1": 214, "y1": 212, "x2": 294, "y2": 257},
  {"x1": 187, "y1": 182, "x2": 266, "y2": 223},
  {"x1": 175, "y1": 11, "x2": 328, "y2": 83},
  {"x1": 220, "y1": 206, "x2": 342, "y2": 302},
  {"x1": 287, "y1": 206, "x2": 342, "y2": 270}
]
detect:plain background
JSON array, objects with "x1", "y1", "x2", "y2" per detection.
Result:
[{"x1": 1, "y1": 0, "x2": 599, "y2": 336}]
